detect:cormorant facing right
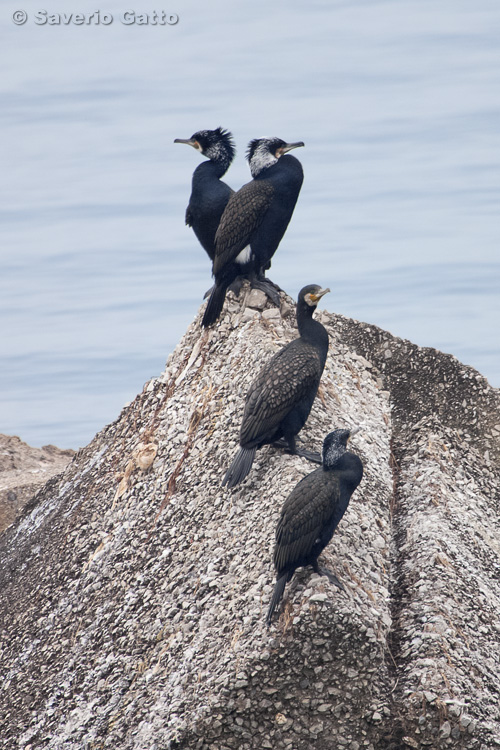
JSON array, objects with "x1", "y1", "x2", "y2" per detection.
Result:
[
  {"x1": 266, "y1": 427, "x2": 363, "y2": 627},
  {"x1": 174, "y1": 127, "x2": 235, "y2": 262},
  {"x1": 222, "y1": 285, "x2": 330, "y2": 488},
  {"x1": 202, "y1": 137, "x2": 304, "y2": 327}
]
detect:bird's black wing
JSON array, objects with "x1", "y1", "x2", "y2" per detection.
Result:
[
  {"x1": 213, "y1": 180, "x2": 274, "y2": 274},
  {"x1": 240, "y1": 341, "x2": 322, "y2": 446},
  {"x1": 274, "y1": 472, "x2": 340, "y2": 573},
  {"x1": 185, "y1": 204, "x2": 193, "y2": 227}
]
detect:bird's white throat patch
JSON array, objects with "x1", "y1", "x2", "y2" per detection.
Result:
[{"x1": 249, "y1": 143, "x2": 279, "y2": 177}]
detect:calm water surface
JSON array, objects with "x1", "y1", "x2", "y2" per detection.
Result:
[{"x1": 1, "y1": 0, "x2": 499, "y2": 447}]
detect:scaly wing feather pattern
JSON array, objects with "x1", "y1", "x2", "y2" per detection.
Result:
[
  {"x1": 273, "y1": 472, "x2": 341, "y2": 573},
  {"x1": 213, "y1": 181, "x2": 274, "y2": 274},
  {"x1": 240, "y1": 341, "x2": 322, "y2": 446}
]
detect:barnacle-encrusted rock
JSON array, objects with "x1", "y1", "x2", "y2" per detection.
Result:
[{"x1": 1, "y1": 288, "x2": 499, "y2": 749}]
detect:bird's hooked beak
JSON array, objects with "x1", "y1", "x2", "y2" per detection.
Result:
[
  {"x1": 310, "y1": 287, "x2": 330, "y2": 304},
  {"x1": 348, "y1": 425, "x2": 362, "y2": 441},
  {"x1": 277, "y1": 141, "x2": 305, "y2": 156},
  {"x1": 174, "y1": 137, "x2": 200, "y2": 150}
]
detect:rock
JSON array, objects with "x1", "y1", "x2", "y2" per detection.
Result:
[
  {"x1": 0, "y1": 434, "x2": 75, "y2": 533},
  {"x1": 440, "y1": 721, "x2": 452, "y2": 739},
  {"x1": 402, "y1": 738, "x2": 419, "y2": 749},
  {"x1": 0, "y1": 292, "x2": 499, "y2": 749},
  {"x1": 261, "y1": 308, "x2": 281, "y2": 321},
  {"x1": 239, "y1": 308, "x2": 260, "y2": 324},
  {"x1": 245, "y1": 289, "x2": 268, "y2": 310}
]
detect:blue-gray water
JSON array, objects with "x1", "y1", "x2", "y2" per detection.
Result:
[{"x1": 1, "y1": 0, "x2": 499, "y2": 448}]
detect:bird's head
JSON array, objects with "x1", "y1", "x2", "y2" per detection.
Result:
[
  {"x1": 300, "y1": 284, "x2": 330, "y2": 309},
  {"x1": 174, "y1": 127, "x2": 235, "y2": 162},
  {"x1": 247, "y1": 137, "x2": 304, "y2": 177},
  {"x1": 322, "y1": 427, "x2": 361, "y2": 468}
]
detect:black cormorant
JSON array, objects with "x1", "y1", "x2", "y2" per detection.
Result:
[
  {"x1": 202, "y1": 137, "x2": 304, "y2": 327},
  {"x1": 174, "y1": 127, "x2": 235, "y2": 261},
  {"x1": 222, "y1": 285, "x2": 329, "y2": 488},
  {"x1": 266, "y1": 427, "x2": 363, "y2": 626}
]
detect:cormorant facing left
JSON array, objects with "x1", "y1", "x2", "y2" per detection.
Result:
[
  {"x1": 222, "y1": 285, "x2": 329, "y2": 488},
  {"x1": 174, "y1": 127, "x2": 236, "y2": 261},
  {"x1": 202, "y1": 137, "x2": 304, "y2": 327},
  {"x1": 266, "y1": 428, "x2": 363, "y2": 627}
]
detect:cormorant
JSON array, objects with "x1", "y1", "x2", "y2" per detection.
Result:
[
  {"x1": 202, "y1": 137, "x2": 304, "y2": 327},
  {"x1": 222, "y1": 285, "x2": 329, "y2": 488},
  {"x1": 174, "y1": 128, "x2": 235, "y2": 261},
  {"x1": 266, "y1": 427, "x2": 363, "y2": 626}
]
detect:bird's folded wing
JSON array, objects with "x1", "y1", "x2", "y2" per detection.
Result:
[
  {"x1": 213, "y1": 181, "x2": 274, "y2": 273},
  {"x1": 274, "y1": 477, "x2": 330, "y2": 569},
  {"x1": 240, "y1": 344, "x2": 321, "y2": 444}
]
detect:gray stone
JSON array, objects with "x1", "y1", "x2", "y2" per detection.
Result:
[
  {"x1": 245, "y1": 289, "x2": 268, "y2": 310},
  {"x1": 261, "y1": 308, "x2": 281, "y2": 321},
  {"x1": 1, "y1": 292, "x2": 499, "y2": 749},
  {"x1": 439, "y1": 721, "x2": 451, "y2": 739}
]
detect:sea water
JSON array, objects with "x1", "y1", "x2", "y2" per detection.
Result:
[{"x1": 1, "y1": 0, "x2": 499, "y2": 447}]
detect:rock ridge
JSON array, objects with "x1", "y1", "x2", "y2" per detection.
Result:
[{"x1": 0, "y1": 288, "x2": 499, "y2": 749}]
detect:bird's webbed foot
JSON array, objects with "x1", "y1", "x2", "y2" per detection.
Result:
[
  {"x1": 249, "y1": 277, "x2": 281, "y2": 307},
  {"x1": 314, "y1": 565, "x2": 345, "y2": 591},
  {"x1": 292, "y1": 447, "x2": 322, "y2": 464},
  {"x1": 256, "y1": 269, "x2": 281, "y2": 290},
  {"x1": 271, "y1": 440, "x2": 322, "y2": 465}
]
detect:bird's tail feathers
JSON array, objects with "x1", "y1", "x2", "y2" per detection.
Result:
[
  {"x1": 202, "y1": 281, "x2": 229, "y2": 327},
  {"x1": 222, "y1": 447, "x2": 256, "y2": 488},
  {"x1": 266, "y1": 573, "x2": 289, "y2": 627}
]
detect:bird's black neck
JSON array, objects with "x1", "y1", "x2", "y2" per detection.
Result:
[
  {"x1": 194, "y1": 156, "x2": 231, "y2": 182},
  {"x1": 296, "y1": 305, "x2": 329, "y2": 361},
  {"x1": 252, "y1": 153, "x2": 303, "y2": 182},
  {"x1": 324, "y1": 452, "x2": 363, "y2": 488}
]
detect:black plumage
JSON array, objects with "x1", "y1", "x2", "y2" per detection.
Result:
[
  {"x1": 266, "y1": 428, "x2": 364, "y2": 627},
  {"x1": 202, "y1": 137, "x2": 304, "y2": 327},
  {"x1": 174, "y1": 128, "x2": 235, "y2": 261},
  {"x1": 222, "y1": 285, "x2": 329, "y2": 488}
]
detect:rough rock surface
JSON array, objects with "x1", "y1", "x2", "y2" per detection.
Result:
[
  {"x1": 0, "y1": 286, "x2": 499, "y2": 750},
  {"x1": 0, "y1": 435, "x2": 75, "y2": 534}
]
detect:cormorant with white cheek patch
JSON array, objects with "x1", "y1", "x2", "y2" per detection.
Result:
[
  {"x1": 222, "y1": 285, "x2": 329, "y2": 488},
  {"x1": 174, "y1": 128, "x2": 235, "y2": 262},
  {"x1": 266, "y1": 427, "x2": 364, "y2": 627},
  {"x1": 202, "y1": 137, "x2": 304, "y2": 327}
]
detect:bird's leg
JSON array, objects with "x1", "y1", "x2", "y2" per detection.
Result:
[
  {"x1": 312, "y1": 562, "x2": 345, "y2": 591},
  {"x1": 257, "y1": 268, "x2": 282, "y2": 292},
  {"x1": 271, "y1": 438, "x2": 289, "y2": 450},
  {"x1": 273, "y1": 435, "x2": 297, "y2": 455},
  {"x1": 227, "y1": 276, "x2": 246, "y2": 297}
]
